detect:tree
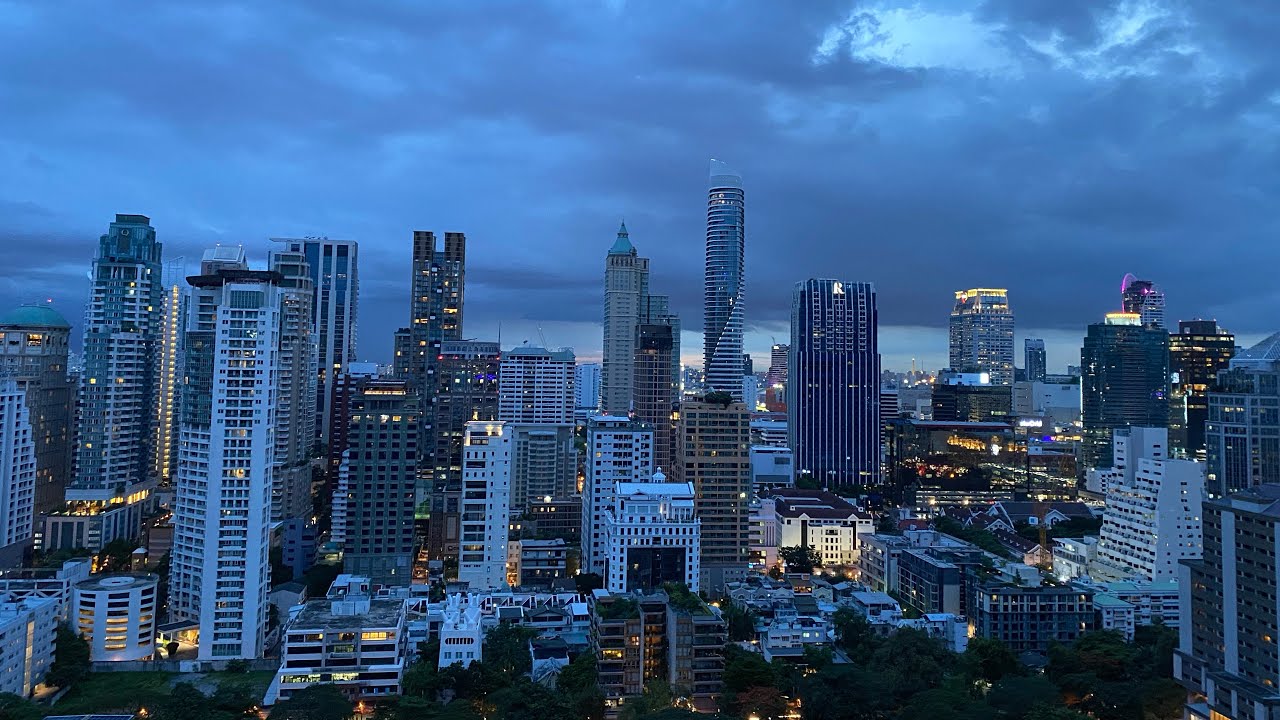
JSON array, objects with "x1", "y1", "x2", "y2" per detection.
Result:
[
  {"x1": 795, "y1": 473, "x2": 821, "y2": 491},
  {"x1": 961, "y1": 636, "x2": 1022, "y2": 685},
  {"x1": 556, "y1": 651, "x2": 598, "y2": 694},
  {"x1": 987, "y1": 676, "x2": 1062, "y2": 720},
  {"x1": 99, "y1": 538, "x2": 139, "y2": 572},
  {"x1": 165, "y1": 640, "x2": 180, "y2": 659},
  {"x1": 152, "y1": 682, "x2": 228, "y2": 720},
  {"x1": 778, "y1": 545, "x2": 822, "y2": 574},
  {"x1": 224, "y1": 659, "x2": 249, "y2": 674},
  {"x1": 269, "y1": 684, "x2": 351, "y2": 720},
  {"x1": 46, "y1": 623, "x2": 90, "y2": 688},
  {"x1": 722, "y1": 645, "x2": 775, "y2": 694},
  {"x1": 303, "y1": 563, "x2": 342, "y2": 598},
  {"x1": 0, "y1": 693, "x2": 46, "y2": 720},
  {"x1": 731, "y1": 685, "x2": 788, "y2": 719},
  {"x1": 831, "y1": 608, "x2": 880, "y2": 659},
  {"x1": 482, "y1": 623, "x2": 539, "y2": 676},
  {"x1": 721, "y1": 599, "x2": 757, "y2": 642},
  {"x1": 898, "y1": 686, "x2": 990, "y2": 720},
  {"x1": 574, "y1": 573, "x2": 604, "y2": 593},
  {"x1": 870, "y1": 628, "x2": 954, "y2": 703},
  {"x1": 618, "y1": 680, "x2": 674, "y2": 720}
]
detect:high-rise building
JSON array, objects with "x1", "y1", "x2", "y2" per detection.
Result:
[
  {"x1": 508, "y1": 424, "x2": 576, "y2": 512},
  {"x1": 1081, "y1": 313, "x2": 1170, "y2": 470},
  {"x1": 62, "y1": 214, "x2": 163, "y2": 550},
  {"x1": 704, "y1": 160, "x2": 746, "y2": 398},
  {"x1": 498, "y1": 346, "x2": 574, "y2": 424},
  {"x1": 1176, "y1": 484, "x2": 1280, "y2": 718},
  {"x1": 787, "y1": 279, "x2": 880, "y2": 487},
  {"x1": 1169, "y1": 320, "x2": 1235, "y2": 459},
  {"x1": 948, "y1": 288, "x2": 1014, "y2": 385},
  {"x1": 0, "y1": 306, "x2": 73, "y2": 519},
  {"x1": 400, "y1": 231, "x2": 465, "y2": 461},
  {"x1": 634, "y1": 320, "x2": 678, "y2": 473},
  {"x1": 602, "y1": 223, "x2": 649, "y2": 414},
  {"x1": 340, "y1": 380, "x2": 419, "y2": 587},
  {"x1": 1092, "y1": 427, "x2": 1204, "y2": 582},
  {"x1": 604, "y1": 469, "x2": 700, "y2": 594},
  {"x1": 271, "y1": 238, "x2": 358, "y2": 444},
  {"x1": 575, "y1": 362, "x2": 602, "y2": 419},
  {"x1": 581, "y1": 416, "x2": 654, "y2": 577},
  {"x1": 765, "y1": 344, "x2": 788, "y2": 388},
  {"x1": 426, "y1": 341, "x2": 500, "y2": 560},
  {"x1": 153, "y1": 262, "x2": 187, "y2": 488},
  {"x1": 458, "y1": 422, "x2": 510, "y2": 590},
  {"x1": 1024, "y1": 338, "x2": 1047, "y2": 383},
  {"x1": 267, "y1": 248, "x2": 318, "y2": 524},
  {"x1": 325, "y1": 364, "x2": 381, "y2": 499},
  {"x1": 170, "y1": 254, "x2": 281, "y2": 659},
  {"x1": 0, "y1": 381, "x2": 35, "y2": 566},
  {"x1": 674, "y1": 397, "x2": 751, "y2": 592},
  {"x1": 1205, "y1": 333, "x2": 1280, "y2": 499},
  {"x1": 1121, "y1": 275, "x2": 1165, "y2": 329}
]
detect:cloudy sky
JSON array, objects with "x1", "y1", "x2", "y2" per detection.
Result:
[{"x1": 1, "y1": 0, "x2": 1276, "y2": 372}]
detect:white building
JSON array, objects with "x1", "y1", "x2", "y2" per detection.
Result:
[
  {"x1": 266, "y1": 248, "x2": 318, "y2": 524},
  {"x1": 458, "y1": 422, "x2": 511, "y2": 590},
  {"x1": 603, "y1": 470, "x2": 700, "y2": 594},
  {"x1": 0, "y1": 593, "x2": 57, "y2": 696},
  {"x1": 741, "y1": 375, "x2": 760, "y2": 410},
  {"x1": 1052, "y1": 537, "x2": 1099, "y2": 582},
  {"x1": 575, "y1": 362, "x2": 602, "y2": 420},
  {"x1": 1012, "y1": 381, "x2": 1081, "y2": 428},
  {"x1": 581, "y1": 416, "x2": 654, "y2": 576},
  {"x1": 72, "y1": 574, "x2": 159, "y2": 661},
  {"x1": 750, "y1": 445, "x2": 795, "y2": 494},
  {"x1": 748, "y1": 499, "x2": 779, "y2": 572},
  {"x1": 267, "y1": 575, "x2": 407, "y2": 705},
  {"x1": 770, "y1": 490, "x2": 873, "y2": 568},
  {"x1": 437, "y1": 593, "x2": 484, "y2": 669},
  {"x1": 0, "y1": 558, "x2": 91, "y2": 620},
  {"x1": 1085, "y1": 425, "x2": 1166, "y2": 496},
  {"x1": 1093, "y1": 428, "x2": 1204, "y2": 582},
  {"x1": 749, "y1": 419, "x2": 787, "y2": 447},
  {"x1": 0, "y1": 381, "x2": 35, "y2": 564},
  {"x1": 170, "y1": 252, "x2": 280, "y2": 660},
  {"x1": 498, "y1": 346, "x2": 575, "y2": 424}
]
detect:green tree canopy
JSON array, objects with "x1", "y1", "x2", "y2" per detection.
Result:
[
  {"x1": 269, "y1": 684, "x2": 351, "y2": 720},
  {"x1": 779, "y1": 545, "x2": 822, "y2": 574}
]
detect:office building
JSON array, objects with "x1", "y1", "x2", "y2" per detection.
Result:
[
  {"x1": 71, "y1": 573, "x2": 158, "y2": 661},
  {"x1": 931, "y1": 373, "x2": 1012, "y2": 423},
  {"x1": 271, "y1": 238, "x2": 358, "y2": 443},
  {"x1": 70, "y1": 213, "x2": 163, "y2": 546},
  {"x1": 603, "y1": 470, "x2": 700, "y2": 593},
  {"x1": 269, "y1": 575, "x2": 408, "y2": 704},
  {"x1": 499, "y1": 346, "x2": 574, "y2": 424},
  {"x1": 1012, "y1": 380, "x2": 1080, "y2": 428},
  {"x1": 1081, "y1": 313, "x2": 1170, "y2": 470},
  {"x1": 674, "y1": 397, "x2": 751, "y2": 591},
  {"x1": 602, "y1": 222, "x2": 649, "y2": 414},
  {"x1": 426, "y1": 341, "x2": 500, "y2": 560},
  {"x1": 1093, "y1": 428, "x2": 1204, "y2": 581},
  {"x1": 1169, "y1": 320, "x2": 1235, "y2": 459},
  {"x1": 948, "y1": 288, "x2": 1014, "y2": 385},
  {"x1": 1177, "y1": 485, "x2": 1280, "y2": 719},
  {"x1": 575, "y1": 362, "x2": 602, "y2": 419},
  {"x1": 0, "y1": 381, "x2": 35, "y2": 565},
  {"x1": 0, "y1": 593, "x2": 57, "y2": 696},
  {"x1": 1025, "y1": 338, "x2": 1047, "y2": 383},
  {"x1": 634, "y1": 317, "x2": 679, "y2": 472},
  {"x1": 0, "y1": 306, "x2": 73, "y2": 520},
  {"x1": 1205, "y1": 332, "x2": 1280, "y2": 499},
  {"x1": 526, "y1": 496, "x2": 581, "y2": 544},
  {"x1": 169, "y1": 254, "x2": 281, "y2": 660},
  {"x1": 153, "y1": 264, "x2": 187, "y2": 488},
  {"x1": 704, "y1": 160, "x2": 746, "y2": 398},
  {"x1": 340, "y1": 380, "x2": 419, "y2": 588},
  {"x1": 268, "y1": 248, "x2": 317, "y2": 524},
  {"x1": 788, "y1": 279, "x2": 881, "y2": 487},
  {"x1": 582, "y1": 416, "x2": 654, "y2": 576},
  {"x1": 1121, "y1": 275, "x2": 1166, "y2": 329},
  {"x1": 458, "y1": 422, "x2": 511, "y2": 590}
]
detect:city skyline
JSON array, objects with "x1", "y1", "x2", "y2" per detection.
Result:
[{"x1": 2, "y1": 4, "x2": 1276, "y2": 374}]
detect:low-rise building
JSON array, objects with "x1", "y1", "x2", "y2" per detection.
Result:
[
  {"x1": 898, "y1": 549, "x2": 963, "y2": 615},
  {"x1": 769, "y1": 490, "x2": 873, "y2": 568},
  {"x1": 526, "y1": 496, "x2": 582, "y2": 544},
  {"x1": 1052, "y1": 537, "x2": 1099, "y2": 582},
  {"x1": 267, "y1": 575, "x2": 408, "y2": 705},
  {"x1": 0, "y1": 559, "x2": 91, "y2": 620},
  {"x1": 970, "y1": 582, "x2": 1096, "y2": 654},
  {"x1": 750, "y1": 445, "x2": 795, "y2": 493},
  {"x1": 437, "y1": 593, "x2": 484, "y2": 669},
  {"x1": 71, "y1": 574, "x2": 159, "y2": 661},
  {"x1": 509, "y1": 539, "x2": 568, "y2": 589},
  {"x1": 0, "y1": 593, "x2": 57, "y2": 696}
]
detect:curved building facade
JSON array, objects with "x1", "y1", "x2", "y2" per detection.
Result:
[
  {"x1": 72, "y1": 573, "x2": 159, "y2": 661},
  {"x1": 704, "y1": 160, "x2": 745, "y2": 398}
]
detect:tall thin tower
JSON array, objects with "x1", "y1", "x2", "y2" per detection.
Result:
[
  {"x1": 602, "y1": 223, "x2": 649, "y2": 414},
  {"x1": 704, "y1": 160, "x2": 746, "y2": 399}
]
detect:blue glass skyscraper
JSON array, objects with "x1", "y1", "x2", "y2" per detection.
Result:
[
  {"x1": 787, "y1": 279, "x2": 881, "y2": 487},
  {"x1": 704, "y1": 160, "x2": 745, "y2": 398}
]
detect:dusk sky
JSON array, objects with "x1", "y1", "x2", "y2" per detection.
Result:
[{"x1": 2, "y1": 1, "x2": 1277, "y2": 372}]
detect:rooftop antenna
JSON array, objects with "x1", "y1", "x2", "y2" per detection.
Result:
[{"x1": 537, "y1": 324, "x2": 549, "y2": 349}]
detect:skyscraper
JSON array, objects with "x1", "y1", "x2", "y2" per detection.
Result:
[
  {"x1": 787, "y1": 279, "x2": 881, "y2": 487},
  {"x1": 268, "y1": 248, "x2": 318, "y2": 524},
  {"x1": 948, "y1": 288, "x2": 1014, "y2": 385},
  {"x1": 340, "y1": 379, "x2": 419, "y2": 587},
  {"x1": 674, "y1": 396, "x2": 751, "y2": 592},
  {"x1": 575, "y1": 362, "x2": 602, "y2": 419},
  {"x1": 1024, "y1": 338, "x2": 1047, "y2": 383},
  {"x1": 581, "y1": 416, "x2": 654, "y2": 577},
  {"x1": 602, "y1": 223, "x2": 649, "y2": 414},
  {"x1": 401, "y1": 231, "x2": 465, "y2": 396},
  {"x1": 61, "y1": 214, "x2": 163, "y2": 550},
  {"x1": 1169, "y1": 320, "x2": 1235, "y2": 459},
  {"x1": 0, "y1": 306, "x2": 73, "y2": 519},
  {"x1": 0, "y1": 380, "x2": 36, "y2": 566},
  {"x1": 170, "y1": 251, "x2": 282, "y2": 660},
  {"x1": 1121, "y1": 275, "x2": 1166, "y2": 329},
  {"x1": 1205, "y1": 333, "x2": 1280, "y2": 499},
  {"x1": 1080, "y1": 313, "x2": 1170, "y2": 470},
  {"x1": 498, "y1": 346, "x2": 575, "y2": 424},
  {"x1": 271, "y1": 238, "x2": 358, "y2": 444},
  {"x1": 153, "y1": 262, "x2": 187, "y2": 487},
  {"x1": 634, "y1": 321, "x2": 678, "y2": 473},
  {"x1": 765, "y1": 344, "x2": 788, "y2": 388},
  {"x1": 704, "y1": 160, "x2": 746, "y2": 398},
  {"x1": 458, "y1": 421, "x2": 511, "y2": 590}
]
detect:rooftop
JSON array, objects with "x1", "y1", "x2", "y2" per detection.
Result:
[
  {"x1": 290, "y1": 597, "x2": 404, "y2": 630},
  {"x1": 0, "y1": 304, "x2": 70, "y2": 329},
  {"x1": 74, "y1": 573, "x2": 159, "y2": 592}
]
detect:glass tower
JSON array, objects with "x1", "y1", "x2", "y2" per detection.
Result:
[{"x1": 703, "y1": 160, "x2": 745, "y2": 398}]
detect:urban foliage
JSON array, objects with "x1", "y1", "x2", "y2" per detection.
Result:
[
  {"x1": 46, "y1": 623, "x2": 90, "y2": 688},
  {"x1": 934, "y1": 516, "x2": 1016, "y2": 559},
  {"x1": 269, "y1": 684, "x2": 350, "y2": 720},
  {"x1": 779, "y1": 545, "x2": 823, "y2": 574}
]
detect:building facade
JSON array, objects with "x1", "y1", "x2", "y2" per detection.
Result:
[
  {"x1": 1081, "y1": 313, "x2": 1170, "y2": 470},
  {"x1": 1204, "y1": 333, "x2": 1280, "y2": 500},
  {"x1": 788, "y1": 279, "x2": 880, "y2": 486},
  {"x1": 575, "y1": 362, "x2": 602, "y2": 419},
  {"x1": 948, "y1": 288, "x2": 1014, "y2": 385},
  {"x1": 704, "y1": 160, "x2": 746, "y2": 398},
  {"x1": 971, "y1": 582, "x2": 1096, "y2": 654},
  {"x1": 581, "y1": 417, "x2": 654, "y2": 577},
  {"x1": 603, "y1": 472, "x2": 700, "y2": 594},
  {"x1": 602, "y1": 223, "x2": 649, "y2": 415},
  {"x1": 0, "y1": 594, "x2": 56, "y2": 696},
  {"x1": 267, "y1": 248, "x2": 317, "y2": 524},
  {"x1": 1169, "y1": 320, "x2": 1235, "y2": 459},
  {"x1": 1121, "y1": 276, "x2": 1166, "y2": 329},
  {"x1": 674, "y1": 398, "x2": 751, "y2": 592},
  {"x1": 0, "y1": 381, "x2": 35, "y2": 565},
  {"x1": 458, "y1": 422, "x2": 511, "y2": 590},
  {"x1": 1025, "y1": 338, "x2": 1047, "y2": 383},
  {"x1": 499, "y1": 346, "x2": 574, "y2": 424},
  {"x1": 71, "y1": 573, "x2": 158, "y2": 661}
]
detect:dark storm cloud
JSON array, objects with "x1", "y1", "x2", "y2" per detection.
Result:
[{"x1": 2, "y1": 0, "x2": 1279, "y2": 368}]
